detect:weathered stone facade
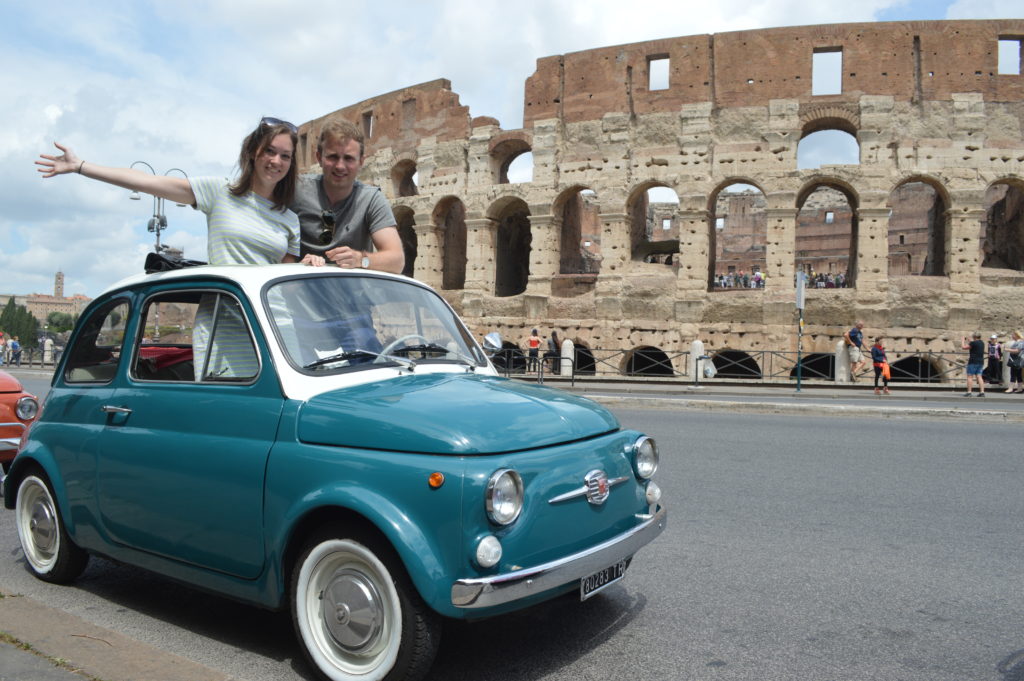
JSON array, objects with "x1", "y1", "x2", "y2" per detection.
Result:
[{"x1": 297, "y1": 20, "x2": 1024, "y2": 378}]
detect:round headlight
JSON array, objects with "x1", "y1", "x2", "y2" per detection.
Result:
[
  {"x1": 633, "y1": 436, "x2": 659, "y2": 479},
  {"x1": 15, "y1": 396, "x2": 39, "y2": 421},
  {"x1": 475, "y1": 535, "x2": 503, "y2": 568},
  {"x1": 485, "y1": 469, "x2": 524, "y2": 525}
]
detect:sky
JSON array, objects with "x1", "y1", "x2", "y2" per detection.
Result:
[{"x1": 0, "y1": 0, "x2": 1019, "y2": 299}]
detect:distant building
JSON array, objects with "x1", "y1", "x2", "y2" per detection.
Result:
[{"x1": 1, "y1": 272, "x2": 91, "y2": 324}]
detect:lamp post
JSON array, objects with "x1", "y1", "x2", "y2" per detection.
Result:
[{"x1": 128, "y1": 162, "x2": 189, "y2": 254}]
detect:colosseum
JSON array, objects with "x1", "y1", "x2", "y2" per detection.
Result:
[{"x1": 296, "y1": 19, "x2": 1024, "y2": 382}]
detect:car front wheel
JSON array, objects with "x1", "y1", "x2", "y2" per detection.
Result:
[
  {"x1": 291, "y1": 531, "x2": 440, "y2": 681},
  {"x1": 15, "y1": 472, "x2": 89, "y2": 583}
]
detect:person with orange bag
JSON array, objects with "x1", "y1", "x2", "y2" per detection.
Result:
[{"x1": 871, "y1": 337, "x2": 890, "y2": 395}]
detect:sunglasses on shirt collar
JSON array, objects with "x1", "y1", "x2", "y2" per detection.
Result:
[
  {"x1": 318, "y1": 210, "x2": 336, "y2": 245},
  {"x1": 260, "y1": 116, "x2": 298, "y2": 134}
]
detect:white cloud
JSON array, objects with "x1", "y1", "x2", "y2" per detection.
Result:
[{"x1": 1, "y1": 0, "x2": 1012, "y2": 299}]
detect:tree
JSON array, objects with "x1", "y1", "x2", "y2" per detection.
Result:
[
  {"x1": 46, "y1": 311, "x2": 76, "y2": 333},
  {"x1": 1, "y1": 298, "x2": 41, "y2": 349}
]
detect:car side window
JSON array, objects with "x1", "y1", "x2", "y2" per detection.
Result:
[
  {"x1": 65, "y1": 299, "x2": 131, "y2": 383},
  {"x1": 131, "y1": 290, "x2": 259, "y2": 383}
]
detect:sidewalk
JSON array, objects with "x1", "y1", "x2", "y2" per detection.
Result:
[{"x1": 0, "y1": 592, "x2": 239, "y2": 681}]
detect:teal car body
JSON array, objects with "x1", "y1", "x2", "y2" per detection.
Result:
[{"x1": 4, "y1": 265, "x2": 666, "y2": 681}]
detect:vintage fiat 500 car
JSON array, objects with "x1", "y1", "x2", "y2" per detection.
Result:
[
  {"x1": 4, "y1": 265, "x2": 666, "y2": 681},
  {"x1": 0, "y1": 369, "x2": 39, "y2": 473}
]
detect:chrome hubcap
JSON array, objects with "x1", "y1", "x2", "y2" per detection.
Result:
[
  {"x1": 29, "y1": 493, "x2": 57, "y2": 558},
  {"x1": 322, "y1": 568, "x2": 384, "y2": 654}
]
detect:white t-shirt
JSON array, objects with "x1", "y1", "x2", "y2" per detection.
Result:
[{"x1": 190, "y1": 177, "x2": 300, "y2": 265}]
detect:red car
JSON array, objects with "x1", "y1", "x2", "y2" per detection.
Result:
[{"x1": 0, "y1": 369, "x2": 38, "y2": 473}]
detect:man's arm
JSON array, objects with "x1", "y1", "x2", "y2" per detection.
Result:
[
  {"x1": 367, "y1": 226, "x2": 405, "y2": 274},
  {"x1": 843, "y1": 329, "x2": 853, "y2": 345}
]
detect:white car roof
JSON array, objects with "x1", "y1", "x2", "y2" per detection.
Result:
[{"x1": 103, "y1": 264, "x2": 415, "y2": 299}]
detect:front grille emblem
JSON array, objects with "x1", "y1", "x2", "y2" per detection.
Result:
[{"x1": 584, "y1": 469, "x2": 610, "y2": 505}]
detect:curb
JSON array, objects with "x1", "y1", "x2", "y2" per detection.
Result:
[
  {"x1": 0, "y1": 593, "x2": 241, "y2": 681},
  {"x1": 584, "y1": 394, "x2": 1021, "y2": 422}
]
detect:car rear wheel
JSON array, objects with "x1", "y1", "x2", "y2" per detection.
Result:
[
  {"x1": 291, "y1": 531, "x2": 440, "y2": 681},
  {"x1": 15, "y1": 473, "x2": 88, "y2": 583}
]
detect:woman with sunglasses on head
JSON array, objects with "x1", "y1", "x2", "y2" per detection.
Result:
[{"x1": 37, "y1": 117, "x2": 325, "y2": 267}]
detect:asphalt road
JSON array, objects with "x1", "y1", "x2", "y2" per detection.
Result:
[{"x1": 2, "y1": 405, "x2": 1022, "y2": 680}]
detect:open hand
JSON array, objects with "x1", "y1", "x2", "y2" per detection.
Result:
[{"x1": 36, "y1": 142, "x2": 81, "y2": 178}]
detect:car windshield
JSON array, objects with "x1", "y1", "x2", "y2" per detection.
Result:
[{"x1": 265, "y1": 275, "x2": 486, "y2": 373}]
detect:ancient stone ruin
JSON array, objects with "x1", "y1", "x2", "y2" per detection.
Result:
[{"x1": 297, "y1": 19, "x2": 1024, "y2": 381}]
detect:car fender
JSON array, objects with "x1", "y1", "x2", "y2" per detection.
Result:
[{"x1": 264, "y1": 446, "x2": 465, "y2": 615}]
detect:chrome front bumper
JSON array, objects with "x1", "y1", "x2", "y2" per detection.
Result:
[{"x1": 451, "y1": 504, "x2": 667, "y2": 608}]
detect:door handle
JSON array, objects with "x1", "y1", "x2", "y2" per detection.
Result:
[{"x1": 101, "y1": 405, "x2": 133, "y2": 415}]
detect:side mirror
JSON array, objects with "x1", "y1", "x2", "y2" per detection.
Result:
[{"x1": 483, "y1": 332, "x2": 502, "y2": 353}]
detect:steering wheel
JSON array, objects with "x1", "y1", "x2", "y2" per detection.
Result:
[{"x1": 380, "y1": 333, "x2": 432, "y2": 357}]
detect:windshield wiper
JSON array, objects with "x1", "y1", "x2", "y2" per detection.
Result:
[
  {"x1": 303, "y1": 349, "x2": 415, "y2": 371},
  {"x1": 394, "y1": 344, "x2": 478, "y2": 369}
]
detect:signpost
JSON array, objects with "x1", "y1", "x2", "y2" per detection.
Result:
[{"x1": 795, "y1": 272, "x2": 806, "y2": 392}]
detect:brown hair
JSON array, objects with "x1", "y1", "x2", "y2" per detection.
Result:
[
  {"x1": 317, "y1": 119, "x2": 365, "y2": 158},
  {"x1": 230, "y1": 121, "x2": 298, "y2": 210}
]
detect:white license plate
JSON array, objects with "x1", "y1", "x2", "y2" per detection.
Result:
[{"x1": 580, "y1": 559, "x2": 627, "y2": 600}]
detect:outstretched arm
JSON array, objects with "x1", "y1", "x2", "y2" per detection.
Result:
[{"x1": 36, "y1": 142, "x2": 195, "y2": 206}]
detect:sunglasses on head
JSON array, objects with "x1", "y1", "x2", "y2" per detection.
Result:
[
  {"x1": 260, "y1": 116, "x2": 298, "y2": 134},
  {"x1": 318, "y1": 210, "x2": 336, "y2": 245}
]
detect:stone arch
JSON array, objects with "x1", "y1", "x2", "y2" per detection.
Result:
[
  {"x1": 490, "y1": 132, "x2": 533, "y2": 184},
  {"x1": 886, "y1": 176, "x2": 950, "y2": 277},
  {"x1": 552, "y1": 186, "x2": 602, "y2": 275},
  {"x1": 390, "y1": 158, "x2": 418, "y2": 197},
  {"x1": 708, "y1": 179, "x2": 768, "y2": 291},
  {"x1": 711, "y1": 349, "x2": 762, "y2": 378},
  {"x1": 626, "y1": 182, "x2": 681, "y2": 265},
  {"x1": 890, "y1": 355, "x2": 942, "y2": 383},
  {"x1": 393, "y1": 205, "x2": 417, "y2": 278},
  {"x1": 982, "y1": 177, "x2": 1024, "y2": 272},
  {"x1": 571, "y1": 338, "x2": 596, "y2": 375},
  {"x1": 788, "y1": 352, "x2": 835, "y2": 380},
  {"x1": 493, "y1": 340, "x2": 527, "y2": 372},
  {"x1": 797, "y1": 109, "x2": 861, "y2": 169},
  {"x1": 623, "y1": 345, "x2": 674, "y2": 376},
  {"x1": 794, "y1": 179, "x2": 859, "y2": 288},
  {"x1": 487, "y1": 196, "x2": 532, "y2": 297},
  {"x1": 433, "y1": 196, "x2": 467, "y2": 290},
  {"x1": 799, "y1": 105, "x2": 860, "y2": 137}
]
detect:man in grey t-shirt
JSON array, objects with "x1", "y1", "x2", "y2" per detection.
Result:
[{"x1": 291, "y1": 119, "x2": 404, "y2": 273}]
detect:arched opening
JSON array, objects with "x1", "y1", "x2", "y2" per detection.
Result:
[
  {"x1": 889, "y1": 355, "x2": 942, "y2": 383},
  {"x1": 492, "y1": 341, "x2": 527, "y2": 373},
  {"x1": 492, "y1": 198, "x2": 531, "y2": 297},
  {"x1": 709, "y1": 182, "x2": 767, "y2": 290},
  {"x1": 712, "y1": 350, "x2": 762, "y2": 378},
  {"x1": 434, "y1": 197, "x2": 466, "y2": 290},
  {"x1": 797, "y1": 129, "x2": 860, "y2": 169},
  {"x1": 391, "y1": 159, "x2": 418, "y2": 197},
  {"x1": 788, "y1": 352, "x2": 835, "y2": 380},
  {"x1": 795, "y1": 184, "x2": 856, "y2": 288},
  {"x1": 982, "y1": 180, "x2": 1024, "y2": 272},
  {"x1": 887, "y1": 180, "x2": 948, "y2": 276},
  {"x1": 394, "y1": 206, "x2": 417, "y2": 278},
  {"x1": 573, "y1": 341, "x2": 596, "y2": 375},
  {"x1": 492, "y1": 138, "x2": 533, "y2": 184},
  {"x1": 625, "y1": 346, "x2": 674, "y2": 376},
  {"x1": 555, "y1": 188, "x2": 602, "y2": 275},
  {"x1": 628, "y1": 185, "x2": 680, "y2": 265}
]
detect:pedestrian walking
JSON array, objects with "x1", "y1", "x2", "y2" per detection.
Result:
[
  {"x1": 871, "y1": 337, "x2": 890, "y2": 395},
  {"x1": 961, "y1": 331, "x2": 986, "y2": 397}
]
